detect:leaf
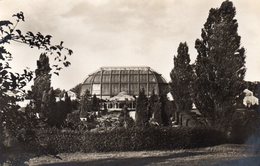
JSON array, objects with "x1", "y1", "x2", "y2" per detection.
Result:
[
  {"x1": 16, "y1": 29, "x2": 22, "y2": 36},
  {"x1": 26, "y1": 31, "x2": 34, "y2": 37},
  {"x1": 0, "y1": 70, "x2": 8, "y2": 76},
  {"x1": 56, "y1": 67, "x2": 62, "y2": 71},
  {"x1": 13, "y1": 11, "x2": 25, "y2": 21},
  {"x1": 68, "y1": 49, "x2": 73, "y2": 55},
  {"x1": 54, "y1": 72, "x2": 59, "y2": 76},
  {"x1": 63, "y1": 61, "x2": 71, "y2": 67},
  {"x1": 50, "y1": 46, "x2": 57, "y2": 50},
  {"x1": 0, "y1": 20, "x2": 13, "y2": 27},
  {"x1": 45, "y1": 35, "x2": 52, "y2": 39}
]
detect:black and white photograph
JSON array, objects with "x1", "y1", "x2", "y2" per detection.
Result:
[{"x1": 0, "y1": 0, "x2": 260, "y2": 165}]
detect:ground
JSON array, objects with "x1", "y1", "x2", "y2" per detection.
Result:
[{"x1": 25, "y1": 144, "x2": 260, "y2": 166}]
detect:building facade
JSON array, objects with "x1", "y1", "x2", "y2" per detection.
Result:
[{"x1": 80, "y1": 66, "x2": 168, "y2": 100}]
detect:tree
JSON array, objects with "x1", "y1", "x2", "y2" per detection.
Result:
[
  {"x1": 64, "y1": 91, "x2": 73, "y2": 114},
  {"x1": 193, "y1": 0, "x2": 246, "y2": 128},
  {"x1": 70, "y1": 83, "x2": 82, "y2": 99},
  {"x1": 0, "y1": 12, "x2": 73, "y2": 144},
  {"x1": 91, "y1": 94, "x2": 100, "y2": 112},
  {"x1": 118, "y1": 105, "x2": 134, "y2": 128},
  {"x1": 135, "y1": 88, "x2": 149, "y2": 127},
  {"x1": 170, "y1": 42, "x2": 193, "y2": 113},
  {"x1": 80, "y1": 90, "x2": 92, "y2": 117},
  {"x1": 148, "y1": 90, "x2": 161, "y2": 125},
  {"x1": 31, "y1": 53, "x2": 52, "y2": 117},
  {"x1": 160, "y1": 95, "x2": 171, "y2": 126}
]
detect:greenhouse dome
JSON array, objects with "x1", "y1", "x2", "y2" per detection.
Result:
[{"x1": 80, "y1": 66, "x2": 169, "y2": 100}]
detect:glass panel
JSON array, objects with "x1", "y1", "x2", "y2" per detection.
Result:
[
  {"x1": 130, "y1": 84, "x2": 139, "y2": 95},
  {"x1": 111, "y1": 84, "x2": 120, "y2": 96},
  {"x1": 139, "y1": 70, "x2": 148, "y2": 74},
  {"x1": 92, "y1": 84, "x2": 101, "y2": 95},
  {"x1": 84, "y1": 75, "x2": 93, "y2": 83},
  {"x1": 121, "y1": 70, "x2": 128, "y2": 74},
  {"x1": 80, "y1": 84, "x2": 92, "y2": 96},
  {"x1": 121, "y1": 83, "x2": 128, "y2": 92},
  {"x1": 121, "y1": 75, "x2": 128, "y2": 83},
  {"x1": 112, "y1": 70, "x2": 120, "y2": 74},
  {"x1": 140, "y1": 74, "x2": 148, "y2": 83},
  {"x1": 129, "y1": 70, "x2": 139, "y2": 74},
  {"x1": 103, "y1": 70, "x2": 111, "y2": 74},
  {"x1": 93, "y1": 75, "x2": 101, "y2": 83},
  {"x1": 149, "y1": 74, "x2": 156, "y2": 83},
  {"x1": 111, "y1": 74, "x2": 120, "y2": 83},
  {"x1": 129, "y1": 75, "x2": 138, "y2": 83},
  {"x1": 102, "y1": 75, "x2": 110, "y2": 83},
  {"x1": 102, "y1": 84, "x2": 110, "y2": 95}
]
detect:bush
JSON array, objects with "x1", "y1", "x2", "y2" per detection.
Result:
[{"x1": 35, "y1": 127, "x2": 227, "y2": 153}]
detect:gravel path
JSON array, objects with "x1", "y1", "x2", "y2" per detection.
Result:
[{"x1": 27, "y1": 144, "x2": 260, "y2": 166}]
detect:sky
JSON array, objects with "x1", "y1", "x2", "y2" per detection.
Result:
[{"x1": 0, "y1": 0, "x2": 259, "y2": 90}]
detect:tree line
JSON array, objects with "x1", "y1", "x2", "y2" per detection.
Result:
[{"x1": 170, "y1": 0, "x2": 249, "y2": 131}]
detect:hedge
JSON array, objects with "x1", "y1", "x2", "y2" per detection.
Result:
[{"x1": 35, "y1": 127, "x2": 227, "y2": 153}]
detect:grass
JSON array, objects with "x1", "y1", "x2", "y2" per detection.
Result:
[{"x1": 27, "y1": 144, "x2": 260, "y2": 166}]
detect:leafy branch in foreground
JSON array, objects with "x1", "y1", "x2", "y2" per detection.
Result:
[{"x1": 0, "y1": 12, "x2": 73, "y2": 146}]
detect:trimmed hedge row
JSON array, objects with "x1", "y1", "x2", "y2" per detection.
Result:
[{"x1": 35, "y1": 127, "x2": 227, "y2": 153}]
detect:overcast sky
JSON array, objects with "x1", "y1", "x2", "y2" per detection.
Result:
[{"x1": 0, "y1": 0, "x2": 259, "y2": 90}]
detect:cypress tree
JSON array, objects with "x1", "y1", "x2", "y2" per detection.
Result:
[
  {"x1": 194, "y1": 0, "x2": 246, "y2": 128},
  {"x1": 92, "y1": 94, "x2": 100, "y2": 112},
  {"x1": 135, "y1": 88, "x2": 149, "y2": 127},
  {"x1": 170, "y1": 42, "x2": 193, "y2": 112},
  {"x1": 80, "y1": 90, "x2": 92, "y2": 117}
]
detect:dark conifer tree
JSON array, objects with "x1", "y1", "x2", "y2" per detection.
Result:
[
  {"x1": 170, "y1": 42, "x2": 193, "y2": 112},
  {"x1": 135, "y1": 88, "x2": 149, "y2": 127},
  {"x1": 91, "y1": 94, "x2": 100, "y2": 112},
  {"x1": 31, "y1": 53, "x2": 52, "y2": 116},
  {"x1": 194, "y1": 0, "x2": 246, "y2": 127},
  {"x1": 160, "y1": 95, "x2": 170, "y2": 126},
  {"x1": 148, "y1": 89, "x2": 157, "y2": 119},
  {"x1": 149, "y1": 90, "x2": 162, "y2": 125},
  {"x1": 80, "y1": 90, "x2": 92, "y2": 117},
  {"x1": 64, "y1": 92, "x2": 73, "y2": 114}
]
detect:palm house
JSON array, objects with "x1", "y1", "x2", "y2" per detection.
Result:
[{"x1": 80, "y1": 66, "x2": 168, "y2": 111}]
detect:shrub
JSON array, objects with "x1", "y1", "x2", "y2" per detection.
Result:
[{"x1": 35, "y1": 127, "x2": 227, "y2": 153}]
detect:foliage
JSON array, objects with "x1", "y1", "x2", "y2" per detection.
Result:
[
  {"x1": 80, "y1": 90, "x2": 92, "y2": 116},
  {"x1": 149, "y1": 90, "x2": 162, "y2": 125},
  {"x1": 91, "y1": 94, "x2": 100, "y2": 112},
  {"x1": 193, "y1": 1, "x2": 246, "y2": 129},
  {"x1": 0, "y1": 12, "x2": 73, "y2": 144},
  {"x1": 70, "y1": 83, "x2": 82, "y2": 99},
  {"x1": 170, "y1": 42, "x2": 193, "y2": 112},
  {"x1": 118, "y1": 105, "x2": 135, "y2": 128},
  {"x1": 64, "y1": 110, "x2": 81, "y2": 130},
  {"x1": 148, "y1": 92, "x2": 172, "y2": 126},
  {"x1": 30, "y1": 53, "x2": 52, "y2": 116},
  {"x1": 228, "y1": 110, "x2": 260, "y2": 143},
  {"x1": 36, "y1": 127, "x2": 227, "y2": 153},
  {"x1": 135, "y1": 88, "x2": 149, "y2": 127},
  {"x1": 160, "y1": 95, "x2": 171, "y2": 126}
]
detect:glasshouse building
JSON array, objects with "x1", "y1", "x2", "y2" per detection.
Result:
[
  {"x1": 81, "y1": 66, "x2": 168, "y2": 98},
  {"x1": 80, "y1": 66, "x2": 169, "y2": 111}
]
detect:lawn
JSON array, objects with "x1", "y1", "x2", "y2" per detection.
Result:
[{"x1": 27, "y1": 144, "x2": 260, "y2": 166}]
